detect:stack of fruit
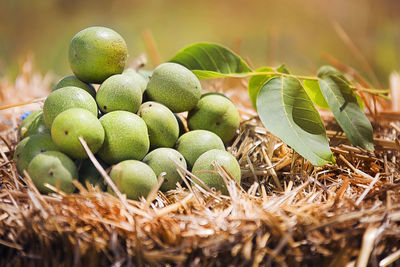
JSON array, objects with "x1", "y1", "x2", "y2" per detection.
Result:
[{"x1": 14, "y1": 26, "x2": 241, "y2": 199}]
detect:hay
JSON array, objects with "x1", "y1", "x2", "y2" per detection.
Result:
[{"x1": 1, "y1": 58, "x2": 400, "y2": 266}]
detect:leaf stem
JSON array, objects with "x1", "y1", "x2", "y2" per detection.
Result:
[
  {"x1": 253, "y1": 71, "x2": 318, "y2": 81},
  {"x1": 351, "y1": 86, "x2": 390, "y2": 94},
  {"x1": 254, "y1": 72, "x2": 390, "y2": 97}
]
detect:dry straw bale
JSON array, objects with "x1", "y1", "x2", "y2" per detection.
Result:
[{"x1": 0, "y1": 58, "x2": 400, "y2": 266}]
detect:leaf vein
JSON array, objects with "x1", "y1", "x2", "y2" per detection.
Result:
[
  {"x1": 197, "y1": 46, "x2": 222, "y2": 73},
  {"x1": 180, "y1": 51, "x2": 208, "y2": 70},
  {"x1": 213, "y1": 46, "x2": 233, "y2": 73}
]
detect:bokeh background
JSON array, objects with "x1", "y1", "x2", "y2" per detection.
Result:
[{"x1": 0, "y1": 0, "x2": 399, "y2": 87}]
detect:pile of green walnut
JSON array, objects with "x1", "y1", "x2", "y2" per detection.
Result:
[{"x1": 14, "y1": 26, "x2": 241, "y2": 200}]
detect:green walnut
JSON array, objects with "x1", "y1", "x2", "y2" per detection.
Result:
[
  {"x1": 97, "y1": 111, "x2": 149, "y2": 164},
  {"x1": 13, "y1": 136, "x2": 30, "y2": 168},
  {"x1": 28, "y1": 151, "x2": 77, "y2": 194},
  {"x1": 43, "y1": 86, "x2": 98, "y2": 129},
  {"x1": 53, "y1": 75, "x2": 96, "y2": 98},
  {"x1": 175, "y1": 130, "x2": 225, "y2": 169},
  {"x1": 51, "y1": 108, "x2": 105, "y2": 159},
  {"x1": 187, "y1": 94, "x2": 240, "y2": 144},
  {"x1": 145, "y1": 63, "x2": 202, "y2": 112},
  {"x1": 192, "y1": 149, "x2": 241, "y2": 195},
  {"x1": 200, "y1": 92, "x2": 230, "y2": 99},
  {"x1": 96, "y1": 74, "x2": 142, "y2": 114},
  {"x1": 143, "y1": 148, "x2": 187, "y2": 191},
  {"x1": 15, "y1": 134, "x2": 59, "y2": 175},
  {"x1": 137, "y1": 101, "x2": 179, "y2": 149},
  {"x1": 123, "y1": 68, "x2": 148, "y2": 93},
  {"x1": 18, "y1": 110, "x2": 49, "y2": 139},
  {"x1": 69, "y1": 26, "x2": 127, "y2": 84},
  {"x1": 109, "y1": 160, "x2": 157, "y2": 200}
]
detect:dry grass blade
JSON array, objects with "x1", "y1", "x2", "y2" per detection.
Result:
[
  {"x1": 261, "y1": 146, "x2": 282, "y2": 191},
  {"x1": 357, "y1": 227, "x2": 380, "y2": 267},
  {"x1": 379, "y1": 249, "x2": 400, "y2": 267},
  {"x1": 355, "y1": 174, "x2": 380, "y2": 206},
  {"x1": 145, "y1": 172, "x2": 165, "y2": 205},
  {"x1": 0, "y1": 97, "x2": 46, "y2": 111},
  {"x1": 332, "y1": 21, "x2": 381, "y2": 88}
]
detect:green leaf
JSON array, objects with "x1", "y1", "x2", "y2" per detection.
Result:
[
  {"x1": 170, "y1": 42, "x2": 252, "y2": 79},
  {"x1": 355, "y1": 93, "x2": 365, "y2": 110},
  {"x1": 302, "y1": 66, "x2": 364, "y2": 110},
  {"x1": 275, "y1": 64, "x2": 291, "y2": 74},
  {"x1": 317, "y1": 65, "x2": 365, "y2": 110},
  {"x1": 302, "y1": 80, "x2": 330, "y2": 109},
  {"x1": 247, "y1": 65, "x2": 292, "y2": 109},
  {"x1": 248, "y1": 67, "x2": 275, "y2": 109},
  {"x1": 318, "y1": 65, "x2": 350, "y2": 83},
  {"x1": 257, "y1": 76, "x2": 335, "y2": 166},
  {"x1": 318, "y1": 74, "x2": 374, "y2": 151}
]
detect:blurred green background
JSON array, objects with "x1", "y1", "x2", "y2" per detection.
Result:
[{"x1": 0, "y1": 0, "x2": 399, "y2": 87}]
